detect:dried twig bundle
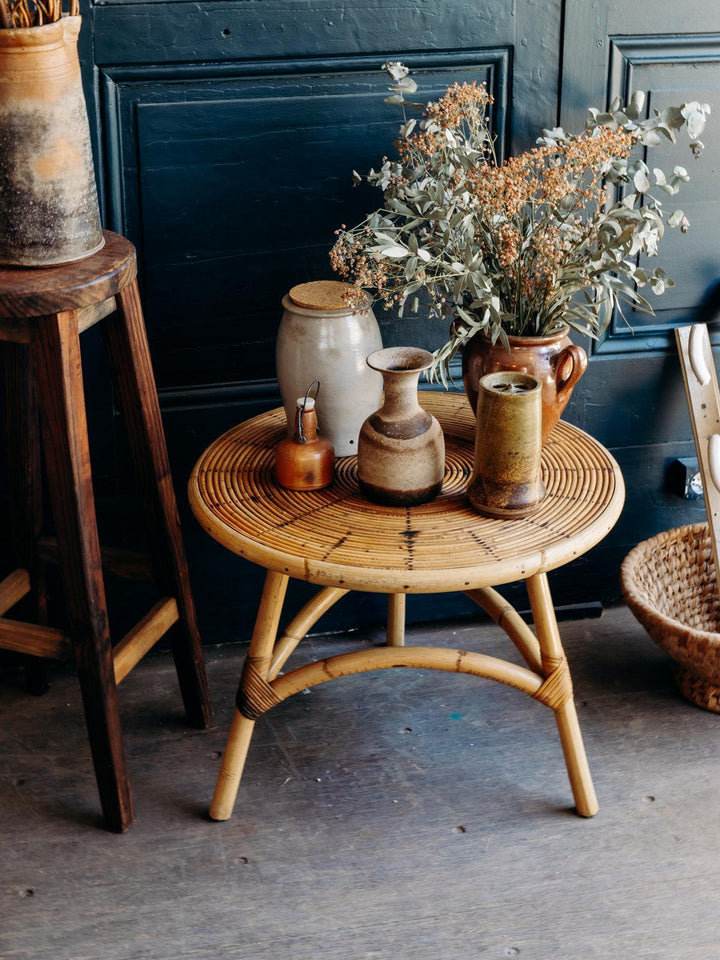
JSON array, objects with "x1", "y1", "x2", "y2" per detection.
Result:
[{"x1": 0, "y1": 0, "x2": 78, "y2": 28}]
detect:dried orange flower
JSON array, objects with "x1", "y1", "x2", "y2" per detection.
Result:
[{"x1": 330, "y1": 64, "x2": 709, "y2": 381}]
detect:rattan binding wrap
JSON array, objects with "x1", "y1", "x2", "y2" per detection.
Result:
[{"x1": 621, "y1": 522, "x2": 720, "y2": 713}]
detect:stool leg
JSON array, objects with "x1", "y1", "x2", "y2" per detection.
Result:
[
  {"x1": 33, "y1": 310, "x2": 134, "y2": 832},
  {"x1": 103, "y1": 279, "x2": 212, "y2": 729},
  {"x1": 1, "y1": 341, "x2": 48, "y2": 694},
  {"x1": 210, "y1": 571, "x2": 289, "y2": 821},
  {"x1": 526, "y1": 572, "x2": 598, "y2": 817}
]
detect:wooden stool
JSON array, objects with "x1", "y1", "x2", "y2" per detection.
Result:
[{"x1": 0, "y1": 231, "x2": 212, "y2": 832}]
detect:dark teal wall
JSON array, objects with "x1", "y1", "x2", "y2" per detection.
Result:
[{"x1": 74, "y1": 0, "x2": 720, "y2": 642}]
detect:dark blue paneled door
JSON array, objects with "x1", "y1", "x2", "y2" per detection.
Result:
[
  {"x1": 78, "y1": 0, "x2": 720, "y2": 636},
  {"x1": 91, "y1": 1, "x2": 561, "y2": 392},
  {"x1": 557, "y1": 2, "x2": 720, "y2": 599}
]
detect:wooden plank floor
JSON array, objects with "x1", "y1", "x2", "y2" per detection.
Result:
[{"x1": 1, "y1": 602, "x2": 719, "y2": 959}]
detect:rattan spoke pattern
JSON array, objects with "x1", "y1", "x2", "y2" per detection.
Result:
[{"x1": 190, "y1": 393, "x2": 624, "y2": 591}]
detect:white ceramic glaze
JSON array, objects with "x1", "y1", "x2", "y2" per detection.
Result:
[{"x1": 276, "y1": 294, "x2": 383, "y2": 456}]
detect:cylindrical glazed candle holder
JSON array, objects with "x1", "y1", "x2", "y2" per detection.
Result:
[{"x1": 466, "y1": 371, "x2": 545, "y2": 519}]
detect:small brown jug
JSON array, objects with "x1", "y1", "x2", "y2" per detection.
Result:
[
  {"x1": 275, "y1": 388, "x2": 334, "y2": 491},
  {"x1": 462, "y1": 328, "x2": 587, "y2": 446}
]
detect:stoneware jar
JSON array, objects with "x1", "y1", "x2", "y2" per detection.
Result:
[
  {"x1": 0, "y1": 16, "x2": 104, "y2": 266},
  {"x1": 462, "y1": 327, "x2": 587, "y2": 446},
  {"x1": 357, "y1": 346, "x2": 445, "y2": 506},
  {"x1": 276, "y1": 281, "x2": 383, "y2": 456},
  {"x1": 466, "y1": 371, "x2": 545, "y2": 519}
]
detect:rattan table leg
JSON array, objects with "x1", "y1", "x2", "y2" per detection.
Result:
[
  {"x1": 386, "y1": 594, "x2": 406, "y2": 647},
  {"x1": 210, "y1": 570, "x2": 289, "y2": 821},
  {"x1": 526, "y1": 572, "x2": 599, "y2": 818}
]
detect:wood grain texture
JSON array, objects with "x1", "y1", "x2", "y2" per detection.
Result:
[
  {"x1": 32, "y1": 308, "x2": 134, "y2": 832},
  {"x1": 0, "y1": 240, "x2": 212, "y2": 831},
  {"x1": 0, "y1": 232, "x2": 135, "y2": 321},
  {"x1": 113, "y1": 597, "x2": 179, "y2": 685},
  {"x1": 0, "y1": 569, "x2": 31, "y2": 617},
  {"x1": 189, "y1": 393, "x2": 625, "y2": 593},
  {"x1": 103, "y1": 279, "x2": 212, "y2": 729},
  {"x1": 674, "y1": 323, "x2": 720, "y2": 598},
  {"x1": 0, "y1": 617, "x2": 72, "y2": 660}
]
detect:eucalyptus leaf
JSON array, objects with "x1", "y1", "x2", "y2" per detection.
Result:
[
  {"x1": 391, "y1": 77, "x2": 418, "y2": 94},
  {"x1": 330, "y1": 64, "x2": 709, "y2": 381},
  {"x1": 383, "y1": 61, "x2": 409, "y2": 81}
]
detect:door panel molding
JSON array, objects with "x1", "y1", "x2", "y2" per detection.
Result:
[
  {"x1": 98, "y1": 50, "x2": 511, "y2": 392},
  {"x1": 595, "y1": 34, "x2": 720, "y2": 356}
]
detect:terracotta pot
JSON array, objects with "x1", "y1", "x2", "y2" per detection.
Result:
[
  {"x1": 466, "y1": 371, "x2": 545, "y2": 519},
  {"x1": 358, "y1": 347, "x2": 445, "y2": 506},
  {"x1": 462, "y1": 327, "x2": 587, "y2": 445},
  {"x1": 0, "y1": 16, "x2": 104, "y2": 266},
  {"x1": 276, "y1": 280, "x2": 383, "y2": 456}
]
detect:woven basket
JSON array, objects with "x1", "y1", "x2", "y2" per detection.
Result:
[{"x1": 620, "y1": 522, "x2": 720, "y2": 713}]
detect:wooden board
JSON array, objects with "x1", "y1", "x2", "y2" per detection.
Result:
[{"x1": 675, "y1": 323, "x2": 720, "y2": 595}]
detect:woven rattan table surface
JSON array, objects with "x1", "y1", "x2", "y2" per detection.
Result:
[{"x1": 188, "y1": 392, "x2": 625, "y2": 594}]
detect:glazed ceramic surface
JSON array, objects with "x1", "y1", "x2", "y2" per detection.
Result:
[
  {"x1": 0, "y1": 17, "x2": 104, "y2": 266},
  {"x1": 357, "y1": 346, "x2": 445, "y2": 506},
  {"x1": 466, "y1": 371, "x2": 545, "y2": 519},
  {"x1": 274, "y1": 396, "x2": 334, "y2": 491},
  {"x1": 276, "y1": 281, "x2": 383, "y2": 456},
  {"x1": 462, "y1": 327, "x2": 587, "y2": 445}
]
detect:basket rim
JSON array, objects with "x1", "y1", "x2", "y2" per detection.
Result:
[{"x1": 620, "y1": 521, "x2": 720, "y2": 645}]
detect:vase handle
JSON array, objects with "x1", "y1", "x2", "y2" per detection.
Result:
[{"x1": 555, "y1": 344, "x2": 588, "y2": 403}]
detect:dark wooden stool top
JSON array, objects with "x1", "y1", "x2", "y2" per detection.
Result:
[
  {"x1": 0, "y1": 231, "x2": 212, "y2": 831},
  {"x1": 0, "y1": 232, "x2": 136, "y2": 320}
]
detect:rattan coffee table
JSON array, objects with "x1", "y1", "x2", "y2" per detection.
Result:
[{"x1": 189, "y1": 392, "x2": 624, "y2": 819}]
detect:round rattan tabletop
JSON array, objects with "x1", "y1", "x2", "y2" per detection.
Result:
[{"x1": 189, "y1": 392, "x2": 625, "y2": 594}]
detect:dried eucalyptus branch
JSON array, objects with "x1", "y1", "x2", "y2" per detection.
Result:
[
  {"x1": 331, "y1": 63, "x2": 711, "y2": 383},
  {"x1": 0, "y1": 0, "x2": 78, "y2": 28}
]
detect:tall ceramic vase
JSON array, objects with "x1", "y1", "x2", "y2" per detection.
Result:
[
  {"x1": 462, "y1": 327, "x2": 587, "y2": 446},
  {"x1": 357, "y1": 347, "x2": 445, "y2": 506},
  {"x1": 276, "y1": 281, "x2": 383, "y2": 456},
  {"x1": 0, "y1": 16, "x2": 104, "y2": 266}
]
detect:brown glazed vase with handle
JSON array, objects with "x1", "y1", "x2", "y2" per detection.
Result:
[{"x1": 461, "y1": 327, "x2": 587, "y2": 446}]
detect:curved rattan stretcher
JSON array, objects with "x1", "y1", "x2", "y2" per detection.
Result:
[{"x1": 189, "y1": 393, "x2": 625, "y2": 820}]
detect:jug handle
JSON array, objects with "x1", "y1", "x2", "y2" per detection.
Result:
[{"x1": 555, "y1": 344, "x2": 588, "y2": 404}]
